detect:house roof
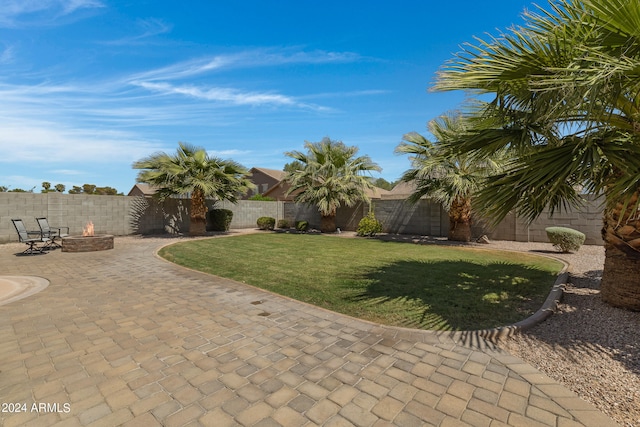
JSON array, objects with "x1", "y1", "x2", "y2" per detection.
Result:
[
  {"x1": 127, "y1": 183, "x2": 157, "y2": 196},
  {"x1": 381, "y1": 181, "x2": 420, "y2": 200},
  {"x1": 366, "y1": 186, "x2": 391, "y2": 199},
  {"x1": 388, "y1": 181, "x2": 415, "y2": 195},
  {"x1": 249, "y1": 167, "x2": 287, "y2": 181}
]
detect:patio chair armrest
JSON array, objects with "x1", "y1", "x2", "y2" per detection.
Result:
[{"x1": 51, "y1": 226, "x2": 70, "y2": 236}]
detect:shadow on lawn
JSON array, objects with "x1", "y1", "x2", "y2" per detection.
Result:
[{"x1": 349, "y1": 259, "x2": 557, "y2": 331}]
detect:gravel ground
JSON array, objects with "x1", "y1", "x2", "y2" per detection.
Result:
[{"x1": 365, "y1": 233, "x2": 639, "y2": 426}]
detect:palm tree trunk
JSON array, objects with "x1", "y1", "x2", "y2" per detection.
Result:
[
  {"x1": 320, "y1": 214, "x2": 337, "y2": 233},
  {"x1": 448, "y1": 196, "x2": 472, "y2": 242},
  {"x1": 189, "y1": 188, "x2": 208, "y2": 236},
  {"x1": 600, "y1": 192, "x2": 640, "y2": 310}
]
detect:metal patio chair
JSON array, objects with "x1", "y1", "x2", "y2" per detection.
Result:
[
  {"x1": 36, "y1": 217, "x2": 69, "y2": 249},
  {"x1": 11, "y1": 219, "x2": 51, "y2": 255}
]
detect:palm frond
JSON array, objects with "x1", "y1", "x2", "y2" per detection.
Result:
[{"x1": 284, "y1": 137, "x2": 381, "y2": 217}]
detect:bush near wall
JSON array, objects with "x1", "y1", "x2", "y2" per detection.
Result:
[
  {"x1": 257, "y1": 216, "x2": 275, "y2": 230},
  {"x1": 208, "y1": 209, "x2": 233, "y2": 231},
  {"x1": 277, "y1": 219, "x2": 290, "y2": 229},
  {"x1": 357, "y1": 212, "x2": 383, "y2": 237},
  {"x1": 545, "y1": 226, "x2": 586, "y2": 252}
]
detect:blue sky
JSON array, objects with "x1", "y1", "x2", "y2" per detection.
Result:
[{"x1": 0, "y1": 0, "x2": 537, "y2": 194}]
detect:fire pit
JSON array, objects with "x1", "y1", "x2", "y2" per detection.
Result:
[{"x1": 62, "y1": 221, "x2": 114, "y2": 253}]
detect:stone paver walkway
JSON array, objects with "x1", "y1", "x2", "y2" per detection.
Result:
[{"x1": 0, "y1": 234, "x2": 619, "y2": 426}]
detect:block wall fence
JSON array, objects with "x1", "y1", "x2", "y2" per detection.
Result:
[{"x1": 0, "y1": 193, "x2": 604, "y2": 245}]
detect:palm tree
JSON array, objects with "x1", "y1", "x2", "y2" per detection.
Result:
[
  {"x1": 396, "y1": 114, "x2": 504, "y2": 241},
  {"x1": 133, "y1": 142, "x2": 253, "y2": 236},
  {"x1": 284, "y1": 138, "x2": 381, "y2": 232},
  {"x1": 433, "y1": 0, "x2": 640, "y2": 310}
]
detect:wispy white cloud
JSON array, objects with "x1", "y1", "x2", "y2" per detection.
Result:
[
  {"x1": 61, "y1": 0, "x2": 103, "y2": 14},
  {"x1": 0, "y1": 45, "x2": 15, "y2": 63},
  {"x1": 134, "y1": 81, "x2": 298, "y2": 107},
  {"x1": 300, "y1": 89, "x2": 391, "y2": 100},
  {"x1": 0, "y1": 0, "x2": 104, "y2": 27},
  {"x1": 128, "y1": 48, "x2": 362, "y2": 82},
  {"x1": 0, "y1": 119, "x2": 168, "y2": 164},
  {"x1": 102, "y1": 17, "x2": 173, "y2": 46},
  {"x1": 50, "y1": 169, "x2": 85, "y2": 175},
  {"x1": 208, "y1": 149, "x2": 252, "y2": 157},
  {"x1": 121, "y1": 48, "x2": 357, "y2": 111}
]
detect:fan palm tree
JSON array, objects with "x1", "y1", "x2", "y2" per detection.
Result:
[
  {"x1": 433, "y1": 0, "x2": 640, "y2": 309},
  {"x1": 396, "y1": 114, "x2": 504, "y2": 241},
  {"x1": 133, "y1": 142, "x2": 252, "y2": 236},
  {"x1": 284, "y1": 138, "x2": 381, "y2": 232}
]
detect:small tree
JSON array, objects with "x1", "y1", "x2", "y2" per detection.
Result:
[
  {"x1": 133, "y1": 142, "x2": 253, "y2": 235},
  {"x1": 283, "y1": 160, "x2": 304, "y2": 173},
  {"x1": 371, "y1": 177, "x2": 397, "y2": 191},
  {"x1": 284, "y1": 138, "x2": 381, "y2": 232},
  {"x1": 396, "y1": 114, "x2": 504, "y2": 242}
]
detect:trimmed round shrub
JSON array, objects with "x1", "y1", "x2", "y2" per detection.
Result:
[
  {"x1": 257, "y1": 216, "x2": 276, "y2": 230},
  {"x1": 295, "y1": 220, "x2": 309, "y2": 232},
  {"x1": 545, "y1": 226, "x2": 585, "y2": 252},
  {"x1": 357, "y1": 212, "x2": 383, "y2": 237},
  {"x1": 208, "y1": 209, "x2": 233, "y2": 231},
  {"x1": 277, "y1": 219, "x2": 290, "y2": 229}
]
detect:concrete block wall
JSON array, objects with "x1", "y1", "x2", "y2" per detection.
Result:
[
  {"x1": 524, "y1": 196, "x2": 603, "y2": 245},
  {"x1": 48, "y1": 194, "x2": 134, "y2": 237},
  {"x1": 373, "y1": 199, "x2": 445, "y2": 236},
  {"x1": 337, "y1": 203, "x2": 367, "y2": 231},
  {"x1": 129, "y1": 197, "x2": 190, "y2": 235},
  {"x1": 0, "y1": 193, "x2": 48, "y2": 243},
  {"x1": 130, "y1": 199, "x2": 283, "y2": 234},
  {"x1": 0, "y1": 193, "x2": 133, "y2": 243},
  {"x1": 1, "y1": 193, "x2": 606, "y2": 244},
  {"x1": 283, "y1": 203, "x2": 321, "y2": 229},
  {"x1": 217, "y1": 200, "x2": 281, "y2": 229},
  {"x1": 470, "y1": 196, "x2": 603, "y2": 245}
]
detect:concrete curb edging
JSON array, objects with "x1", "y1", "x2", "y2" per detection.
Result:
[
  {"x1": 154, "y1": 233, "x2": 570, "y2": 347},
  {"x1": 0, "y1": 275, "x2": 50, "y2": 306},
  {"x1": 464, "y1": 269, "x2": 569, "y2": 343}
]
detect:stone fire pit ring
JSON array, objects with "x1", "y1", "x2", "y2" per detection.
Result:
[{"x1": 62, "y1": 235, "x2": 114, "y2": 252}]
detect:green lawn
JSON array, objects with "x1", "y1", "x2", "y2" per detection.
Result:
[{"x1": 158, "y1": 233, "x2": 563, "y2": 331}]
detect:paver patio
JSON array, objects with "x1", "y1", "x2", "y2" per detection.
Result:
[{"x1": 0, "y1": 233, "x2": 619, "y2": 426}]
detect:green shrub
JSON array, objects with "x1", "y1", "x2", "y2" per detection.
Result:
[
  {"x1": 295, "y1": 220, "x2": 309, "y2": 232},
  {"x1": 208, "y1": 209, "x2": 233, "y2": 231},
  {"x1": 257, "y1": 216, "x2": 276, "y2": 230},
  {"x1": 357, "y1": 212, "x2": 383, "y2": 237},
  {"x1": 277, "y1": 219, "x2": 290, "y2": 229},
  {"x1": 248, "y1": 194, "x2": 276, "y2": 201},
  {"x1": 545, "y1": 227, "x2": 585, "y2": 252}
]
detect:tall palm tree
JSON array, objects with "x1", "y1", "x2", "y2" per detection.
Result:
[
  {"x1": 396, "y1": 114, "x2": 504, "y2": 242},
  {"x1": 284, "y1": 138, "x2": 381, "y2": 232},
  {"x1": 433, "y1": 0, "x2": 640, "y2": 310},
  {"x1": 133, "y1": 142, "x2": 252, "y2": 236}
]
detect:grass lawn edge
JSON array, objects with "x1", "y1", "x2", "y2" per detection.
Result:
[{"x1": 153, "y1": 231, "x2": 569, "y2": 338}]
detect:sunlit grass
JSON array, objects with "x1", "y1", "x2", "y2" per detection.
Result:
[{"x1": 159, "y1": 233, "x2": 563, "y2": 331}]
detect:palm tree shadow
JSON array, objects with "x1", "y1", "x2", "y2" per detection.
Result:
[{"x1": 348, "y1": 259, "x2": 557, "y2": 331}]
